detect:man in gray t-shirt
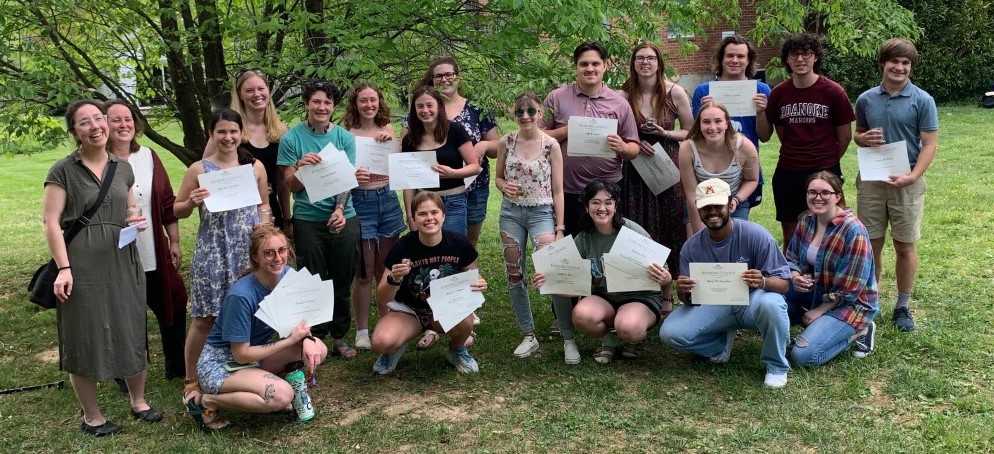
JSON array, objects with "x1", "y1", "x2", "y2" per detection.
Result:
[{"x1": 659, "y1": 179, "x2": 793, "y2": 389}]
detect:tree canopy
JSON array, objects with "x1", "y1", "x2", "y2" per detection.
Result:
[{"x1": 1, "y1": 0, "x2": 920, "y2": 164}]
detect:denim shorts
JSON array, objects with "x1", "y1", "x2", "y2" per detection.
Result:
[
  {"x1": 438, "y1": 192, "x2": 468, "y2": 235},
  {"x1": 466, "y1": 184, "x2": 490, "y2": 225},
  {"x1": 352, "y1": 186, "x2": 407, "y2": 240},
  {"x1": 196, "y1": 343, "x2": 237, "y2": 394}
]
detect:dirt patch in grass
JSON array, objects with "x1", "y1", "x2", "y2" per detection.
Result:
[
  {"x1": 336, "y1": 389, "x2": 506, "y2": 426},
  {"x1": 34, "y1": 347, "x2": 59, "y2": 364}
]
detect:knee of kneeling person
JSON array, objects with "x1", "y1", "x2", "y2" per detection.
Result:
[
  {"x1": 658, "y1": 322, "x2": 686, "y2": 347},
  {"x1": 268, "y1": 381, "x2": 294, "y2": 411},
  {"x1": 753, "y1": 292, "x2": 788, "y2": 313},
  {"x1": 789, "y1": 341, "x2": 821, "y2": 368}
]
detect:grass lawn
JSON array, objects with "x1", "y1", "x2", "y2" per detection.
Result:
[{"x1": 1, "y1": 106, "x2": 992, "y2": 453}]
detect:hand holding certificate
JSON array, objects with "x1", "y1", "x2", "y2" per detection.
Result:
[
  {"x1": 294, "y1": 142, "x2": 360, "y2": 202},
  {"x1": 857, "y1": 140, "x2": 911, "y2": 181},
  {"x1": 427, "y1": 269, "x2": 486, "y2": 332},
  {"x1": 603, "y1": 226, "x2": 671, "y2": 292},
  {"x1": 630, "y1": 143, "x2": 681, "y2": 195},
  {"x1": 688, "y1": 262, "x2": 749, "y2": 305},
  {"x1": 709, "y1": 80, "x2": 758, "y2": 117},
  {"x1": 197, "y1": 163, "x2": 262, "y2": 212},
  {"x1": 567, "y1": 116, "x2": 618, "y2": 157},
  {"x1": 254, "y1": 268, "x2": 335, "y2": 338},
  {"x1": 532, "y1": 235, "x2": 591, "y2": 296},
  {"x1": 389, "y1": 151, "x2": 440, "y2": 190},
  {"x1": 354, "y1": 136, "x2": 399, "y2": 175}
]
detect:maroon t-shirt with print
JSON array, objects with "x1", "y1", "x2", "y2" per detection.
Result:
[{"x1": 767, "y1": 75, "x2": 855, "y2": 171}]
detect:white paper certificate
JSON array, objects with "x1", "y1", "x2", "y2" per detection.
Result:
[
  {"x1": 689, "y1": 262, "x2": 749, "y2": 305},
  {"x1": 354, "y1": 136, "x2": 398, "y2": 175},
  {"x1": 857, "y1": 140, "x2": 911, "y2": 181},
  {"x1": 388, "y1": 151, "x2": 440, "y2": 190},
  {"x1": 118, "y1": 224, "x2": 139, "y2": 249},
  {"x1": 709, "y1": 80, "x2": 758, "y2": 117},
  {"x1": 610, "y1": 226, "x2": 671, "y2": 269},
  {"x1": 427, "y1": 269, "x2": 485, "y2": 332},
  {"x1": 533, "y1": 254, "x2": 592, "y2": 296},
  {"x1": 631, "y1": 143, "x2": 681, "y2": 195},
  {"x1": 603, "y1": 253, "x2": 658, "y2": 293},
  {"x1": 197, "y1": 163, "x2": 262, "y2": 212},
  {"x1": 294, "y1": 143, "x2": 359, "y2": 203},
  {"x1": 567, "y1": 116, "x2": 618, "y2": 157}
]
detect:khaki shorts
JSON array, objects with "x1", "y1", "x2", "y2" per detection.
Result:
[{"x1": 856, "y1": 175, "x2": 926, "y2": 243}]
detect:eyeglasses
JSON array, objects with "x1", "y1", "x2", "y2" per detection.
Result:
[
  {"x1": 514, "y1": 107, "x2": 538, "y2": 118},
  {"x1": 75, "y1": 115, "x2": 107, "y2": 130},
  {"x1": 634, "y1": 55, "x2": 658, "y2": 63},
  {"x1": 788, "y1": 51, "x2": 815, "y2": 60},
  {"x1": 432, "y1": 72, "x2": 458, "y2": 81},
  {"x1": 589, "y1": 199, "x2": 616, "y2": 207},
  {"x1": 262, "y1": 246, "x2": 290, "y2": 259},
  {"x1": 806, "y1": 190, "x2": 837, "y2": 199}
]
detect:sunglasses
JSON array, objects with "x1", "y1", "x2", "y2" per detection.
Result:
[
  {"x1": 235, "y1": 67, "x2": 263, "y2": 78},
  {"x1": 514, "y1": 107, "x2": 538, "y2": 118}
]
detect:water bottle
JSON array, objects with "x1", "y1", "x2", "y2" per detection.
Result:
[{"x1": 284, "y1": 361, "x2": 315, "y2": 421}]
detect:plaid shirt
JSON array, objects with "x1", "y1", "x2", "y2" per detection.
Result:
[{"x1": 786, "y1": 209, "x2": 879, "y2": 331}]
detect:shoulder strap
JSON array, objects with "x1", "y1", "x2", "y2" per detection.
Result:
[{"x1": 63, "y1": 160, "x2": 118, "y2": 245}]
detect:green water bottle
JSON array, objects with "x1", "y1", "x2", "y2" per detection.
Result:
[{"x1": 284, "y1": 361, "x2": 314, "y2": 421}]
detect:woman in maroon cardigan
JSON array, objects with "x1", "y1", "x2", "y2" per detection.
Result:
[{"x1": 106, "y1": 100, "x2": 189, "y2": 380}]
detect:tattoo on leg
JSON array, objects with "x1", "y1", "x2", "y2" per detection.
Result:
[{"x1": 262, "y1": 384, "x2": 275, "y2": 403}]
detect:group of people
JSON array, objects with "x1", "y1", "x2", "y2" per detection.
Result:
[{"x1": 42, "y1": 32, "x2": 937, "y2": 435}]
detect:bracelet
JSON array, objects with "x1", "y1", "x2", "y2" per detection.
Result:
[
  {"x1": 761, "y1": 276, "x2": 767, "y2": 290},
  {"x1": 555, "y1": 225, "x2": 566, "y2": 232},
  {"x1": 732, "y1": 195, "x2": 743, "y2": 206},
  {"x1": 303, "y1": 335, "x2": 317, "y2": 344},
  {"x1": 386, "y1": 274, "x2": 402, "y2": 286},
  {"x1": 293, "y1": 161, "x2": 301, "y2": 170},
  {"x1": 58, "y1": 265, "x2": 71, "y2": 271}
]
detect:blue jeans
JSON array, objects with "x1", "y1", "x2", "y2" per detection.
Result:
[
  {"x1": 352, "y1": 187, "x2": 406, "y2": 240},
  {"x1": 732, "y1": 199, "x2": 750, "y2": 220},
  {"x1": 439, "y1": 192, "x2": 468, "y2": 235},
  {"x1": 659, "y1": 289, "x2": 791, "y2": 374},
  {"x1": 466, "y1": 184, "x2": 490, "y2": 225},
  {"x1": 785, "y1": 285, "x2": 857, "y2": 367},
  {"x1": 498, "y1": 200, "x2": 555, "y2": 334}
]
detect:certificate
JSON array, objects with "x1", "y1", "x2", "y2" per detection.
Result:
[
  {"x1": 603, "y1": 253, "x2": 658, "y2": 293},
  {"x1": 689, "y1": 262, "x2": 749, "y2": 305},
  {"x1": 354, "y1": 136, "x2": 398, "y2": 175},
  {"x1": 532, "y1": 235, "x2": 583, "y2": 261},
  {"x1": 567, "y1": 116, "x2": 618, "y2": 157},
  {"x1": 197, "y1": 163, "x2": 262, "y2": 212},
  {"x1": 255, "y1": 268, "x2": 335, "y2": 338},
  {"x1": 118, "y1": 224, "x2": 140, "y2": 249},
  {"x1": 630, "y1": 143, "x2": 681, "y2": 195},
  {"x1": 427, "y1": 269, "x2": 485, "y2": 332},
  {"x1": 533, "y1": 254, "x2": 592, "y2": 296},
  {"x1": 388, "y1": 151, "x2": 440, "y2": 190},
  {"x1": 709, "y1": 80, "x2": 758, "y2": 117},
  {"x1": 610, "y1": 226, "x2": 671, "y2": 269},
  {"x1": 857, "y1": 140, "x2": 911, "y2": 181},
  {"x1": 294, "y1": 142, "x2": 359, "y2": 203}
]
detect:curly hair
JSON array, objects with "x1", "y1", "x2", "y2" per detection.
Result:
[
  {"x1": 780, "y1": 33, "x2": 824, "y2": 75},
  {"x1": 342, "y1": 82, "x2": 392, "y2": 129}
]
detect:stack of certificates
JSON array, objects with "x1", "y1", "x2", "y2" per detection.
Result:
[
  {"x1": 602, "y1": 227, "x2": 671, "y2": 293},
  {"x1": 426, "y1": 269, "x2": 485, "y2": 332},
  {"x1": 254, "y1": 268, "x2": 336, "y2": 338}
]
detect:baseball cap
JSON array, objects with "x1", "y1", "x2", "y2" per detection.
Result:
[{"x1": 695, "y1": 178, "x2": 731, "y2": 208}]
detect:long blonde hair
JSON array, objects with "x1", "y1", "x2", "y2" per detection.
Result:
[
  {"x1": 687, "y1": 102, "x2": 737, "y2": 154},
  {"x1": 230, "y1": 70, "x2": 287, "y2": 143}
]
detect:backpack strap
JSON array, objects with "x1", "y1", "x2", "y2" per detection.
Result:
[{"x1": 63, "y1": 160, "x2": 118, "y2": 245}]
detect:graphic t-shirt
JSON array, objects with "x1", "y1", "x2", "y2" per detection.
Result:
[
  {"x1": 766, "y1": 75, "x2": 855, "y2": 171},
  {"x1": 384, "y1": 230, "x2": 478, "y2": 311}
]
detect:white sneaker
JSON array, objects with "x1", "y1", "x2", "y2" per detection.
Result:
[
  {"x1": 472, "y1": 312, "x2": 481, "y2": 325},
  {"x1": 563, "y1": 339, "x2": 581, "y2": 365},
  {"x1": 513, "y1": 334, "x2": 540, "y2": 358},
  {"x1": 447, "y1": 347, "x2": 480, "y2": 373},
  {"x1": 355, "y1": 332, "x2": 371, "y2": 350},
  {"x1": 709, "y1": 330, "x2": 736, "y2": 364},
  {"x1": 764, "y1": 372, "x2": 788, "y2": 389}
]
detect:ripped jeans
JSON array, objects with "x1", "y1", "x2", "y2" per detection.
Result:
[{"x1": 499, "y1": 200, "x2": 556, "y2": 334}]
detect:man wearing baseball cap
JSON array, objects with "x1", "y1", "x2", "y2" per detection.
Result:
[{"x1": 659, "y1": 178, "x2": 793, "y2": 388}]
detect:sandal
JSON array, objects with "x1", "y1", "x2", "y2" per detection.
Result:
[
  {"x1": 593, "y1": 345, "x2": 617, "y2": 365},
  {"x1": 331, "y1": 340, "x2": 358, "y2": 359},
  {"x1": 659, "y1": 299, "x2": 675, "y2": 322},
  {"x1": 185, "y1": 395, "x2": 231, "y2": 432},
  {"x1": 417, "y1": 330, "x2": 440, "y2": 350},
  {"x1": 182, "y1": 378, "x2": 201, "y2": 404},
  {"x1": 621, "y1": 342, "x2": 644, "y2": 360},
  {"x1": 463, "y1": 331, "x2": 476, "y2": 348}
]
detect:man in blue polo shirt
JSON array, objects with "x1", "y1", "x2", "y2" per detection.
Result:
[{"x1": 853, "y1": 38, "x2": 938, "y2": 332}]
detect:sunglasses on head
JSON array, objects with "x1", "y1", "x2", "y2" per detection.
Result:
[
  {"x1": 514, "y1": 107, "x2": 538, "y2": 118},
  {"x1": 235, "y1": 67, "x2": 263, "y2": 78}
]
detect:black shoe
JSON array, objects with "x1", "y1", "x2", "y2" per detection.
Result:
[
  {"x1": 113, "y1": 378, "x2": 128, "y2": 394},
  {"x1": 131, "y1": 406, "x2": 165, "y2": 423},
  {"x1": 892, "y1": 307, "x2": 916, "y2": 332},
  {"x1": 80, "y1": 420, "x2": 122, "y2": 437},
  {"x1": 853, "y1": 321, "x2": 876, "y2": 358}
]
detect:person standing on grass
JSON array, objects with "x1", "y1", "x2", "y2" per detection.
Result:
[
  {"x1": 691, "y1": 34, "x2": 772, "y2": 212},
  {"x1": 343, "y1": 82, "x2": 406, "y2": 351},
  {"x1": 785, "y1": 171, "x2": 879, "y2": 365},
  {"x1": 494, "y1": 91, "x2": 565, "y2": 359},
  {"x1": 534, "y1": 180, "x2": 670, "y2": 365},
  {"x1": 763, "y1": 33, "x2": 855, "y2": 246},
  {"x1": 278, "y1": 80, "x2": 361, "y2": 358},
  {"x1": 370, "y1": 191, "x2": 487, "y2": 375},
  {"x1": 542, "y1": 41, "x2": 642, "y2": 342},
  {"x1": 853, "y1": 38, "x2": 938, "y2": 332},
  {"x1": 659, "y1": 178, "x2": 792, "y2": 389}
]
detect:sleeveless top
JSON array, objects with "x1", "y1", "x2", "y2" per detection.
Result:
[
  {"x1": 502, "y1": 131, "x2": 556, "y2": 206},
  {"x1": 690, "y1": 135, "x2": 744, "y2": 196}
]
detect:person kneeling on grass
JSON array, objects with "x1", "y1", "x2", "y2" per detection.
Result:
[
  {"x1": 534, "y1": 180, "x2": 671, "y2": 365},
  {"x1": 784, "y1": 171, "x2": 879, "y2": 364},
  {"x1": 658, "y1": 178, "x2": 793, "y2": 389},
  {"x1": 371, "y1": 191, "x2": 487, "y2": 374},
  {"x1": 188, "y1": 226, "x2": 328, "y2": 431}
]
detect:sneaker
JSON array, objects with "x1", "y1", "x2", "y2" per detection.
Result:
[
  {"x1": 372, "y1": 343, "x2": 409, "y2": 375},
  {"x1": 549, "y1": 319, "x2": 561, "y2": 335},
  {"x1": 893, "y1": 307, "x2": 916, "y2": 332},
  {"x1": 709, "y1": 330, "x2": 736, "y2": 364},
  {"x1": 472, "y1": 312, "x2": 481, "y2": 326},
  {"x1": 355, "y1": 332, "x2": 371, "y2": 350},
  {"x1": 764, "y1": 371, "x2": 788, "y2": 389},
  {"x1": 513, "y1": 334, "x2": 540, "y2": 358},
  {"x1": 447, "y1": 347, "x2": 480, "y2": 373},
  {"x1": 563, "y1": 339, "x2": 580, "y2": 365},
  {"x1": 852, "y1": 321, "x2": 876, "y2": 358}
]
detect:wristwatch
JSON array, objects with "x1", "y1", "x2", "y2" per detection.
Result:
[{"x1": 386, "y1": 274, "x2": 402, "y2": 286}]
